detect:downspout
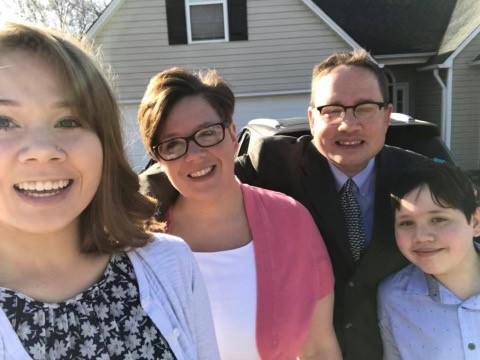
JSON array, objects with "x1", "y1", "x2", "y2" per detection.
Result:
[
  {"x1": 445, "y1": 67, "x2": 452, "y2": 149},
  {"x1": 433, "y1": 69, "x2": 450, "y2": 148}
]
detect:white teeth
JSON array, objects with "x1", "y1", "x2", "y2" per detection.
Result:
[
  {"x1": 29, "y1": 191, "x2": 61, "y2": 198},
  {"x1": 339, "y1": 140, "x2": 362, "y2": 145},
  {"x1": 16, "y1": 180, "x2": 71, "y2": 192},
  {"x1": 189, "y1": 166, "x2": 213, "y2": 178}
]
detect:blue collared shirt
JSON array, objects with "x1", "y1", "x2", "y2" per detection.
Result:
[
  {"x1": 378, "y1": 261, "x2": 480, "y2": 360},
  {"x1": 329, "y1": 158, "x2": 376, "y2": 246}
]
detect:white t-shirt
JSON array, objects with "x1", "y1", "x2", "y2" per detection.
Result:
[{"x1": 194, "y1": 241, "x2": 260, "y2": 360}]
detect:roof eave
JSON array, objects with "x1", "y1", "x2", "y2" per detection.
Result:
[
  {"x1": 420, "y1": 24, "x2": 480, "y2": 70},
  {"x1": 87, "y1": 0, "x2": 124, "y2": 38},
  {"x1": 375, "y1": 52, "x2": 437, "y2": 65}
]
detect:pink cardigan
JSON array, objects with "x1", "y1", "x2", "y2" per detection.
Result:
[{"x1": 240, "y1": 183, "x2": 334, "y2": 360}]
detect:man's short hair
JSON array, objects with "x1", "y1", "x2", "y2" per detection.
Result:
[
  {"x1": 310, "y1": 49, "x2": 389, "y2": 105},
  {"x1": 391, "y1": 162, "x2": 480, "y2": 223}
]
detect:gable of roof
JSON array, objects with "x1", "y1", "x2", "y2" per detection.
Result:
[
  {"x1": 425, "y1": 0, "x2": 480, "y2": 66},
  {"x1": 87, "y1": 0, "x2": 123, "y2": 37},
  {"x1": 311, "y1": 0, "x2": 456, "y2": 55}
]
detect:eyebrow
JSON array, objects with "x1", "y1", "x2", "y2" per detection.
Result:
[
  {"x1": 54, "y1": 100, "x2": 74, "y2": 109},
  {"x1": 0, "y1": 99, "x2": 20, "y2": 106},
  {"x1": 396, "y1": 209, "x2": 447, "y2": 217},
  {"x1": 0, "y1": 99, "x2": 73, "y2": 108},
  {"x1": 161, "y1": 121, "x2": 221, "y2": 140},
  {"x1": 321, "y1": 99, "x2": 380, "y2": 106}
]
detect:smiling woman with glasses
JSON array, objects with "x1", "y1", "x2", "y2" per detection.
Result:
[
  {"x1": 138, "y1": 67, "x2": 341, "y2": 360},
  {"x1": 154, "y1": 121, "x2": 227, "y2": 161}
]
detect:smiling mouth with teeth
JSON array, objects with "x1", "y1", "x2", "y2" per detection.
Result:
[
  {"x1": 337, "y1": 140, "x2": 363, "y2": 146},
  {"x1": 14, "y1": 180, "x2": 72, "y2": 198},
  {"x1": 188, "y1": 166, "x2": 214, "y2": 178}
]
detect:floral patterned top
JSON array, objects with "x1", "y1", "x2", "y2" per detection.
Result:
[{"x1": 0, "y1": 253, "x2": 177, "y2": 360}]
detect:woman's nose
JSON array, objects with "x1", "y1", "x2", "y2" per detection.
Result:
[{"x1": 18, "y1": 134, "x2": 66, "y2": 163}]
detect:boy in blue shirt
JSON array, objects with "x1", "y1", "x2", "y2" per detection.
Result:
[{"x1": 378, "y1": 162, "x2": 480, "y2": 360}]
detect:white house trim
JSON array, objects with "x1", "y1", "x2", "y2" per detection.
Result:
[
  {"x1": 433, "y1": 69, "x2": 447, "y2": 143},
  {"x1": 432, "y1": 68, "x2": 452, "y2": 149},
  {"x1": 417, "y1": 62, "x2": 452, "y2": 71},
  {"x1": 445, "y1": 67, "x2": 452, "y2": 149},
  {"x1": 185, "y1": 0, "x2": 229, "y2": 44},
  {"x1": 376, "y1": 52, "x2": 436, "y2": 65},
  {"x1": 235, "y1": 89, "x2": 310, "y2": 98},
  {"x1": 440, "y1": 25, "x2": 480, "y2": 66},
  {"x1": 87, "y1": 0, "x2": 124, "y2": 37}
]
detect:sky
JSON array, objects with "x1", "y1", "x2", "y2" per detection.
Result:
[{"x1": 0, "y1": 1, "x2": 26, "y2": 22}]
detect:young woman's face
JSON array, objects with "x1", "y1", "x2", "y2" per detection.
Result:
[
  {"x1": 394, "y1": 185, "x2": 480, "y2": 279},
  {"x1": 0, "y1": 50, "x2": 103, "y2": 237},
  {"x1": 157, "y1": 95, "x2": 238, "y2": 200}
]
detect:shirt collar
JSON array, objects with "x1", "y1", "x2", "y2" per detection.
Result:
[
  {"x1": 328, "y1": 158, "x2": 376, "y2": 193},
  {"x1": 405, "y1": 243, "x2": 480, "y2": 308}
]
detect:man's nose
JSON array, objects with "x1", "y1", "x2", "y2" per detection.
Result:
[{"x1": 337, "y1": 109, "x2": 361, "y2": 131}]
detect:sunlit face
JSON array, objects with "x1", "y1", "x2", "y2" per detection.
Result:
[
  {"x1": 158, "y1": 95, "x2": 238, "y2": 200},
  {"x1": 0, "y1": 50, "x2": 103, "y2": 237},
  {"x1": 394, "y1": 185, "x2": 480, "y2": 279},
  {"x1": 308, "y1": 65, "x2": 391, "y2": 177}
]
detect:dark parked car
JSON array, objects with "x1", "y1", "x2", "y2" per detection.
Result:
[{"x1": 235, "y1": 113, "x2": 455, "y2": 164}]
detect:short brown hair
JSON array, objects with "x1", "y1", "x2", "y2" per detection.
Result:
[
  {"x1": 138, "y1": 67, "x2": 235, "y2": 158},
  {"x1": 0, "y1": 21, "x2": 163, "y2": 253},
  {"x1": 310, "y1": 49, "x2": 389, "y2": 105}
]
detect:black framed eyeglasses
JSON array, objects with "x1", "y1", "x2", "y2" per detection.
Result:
[
  {"x1": 316, "y1": 101, "x2": 386, "y2": 124},
  {"x1": 154, "y1": 121, "x2": 227, "y2": 161}
]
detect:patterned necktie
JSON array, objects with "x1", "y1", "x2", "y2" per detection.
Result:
[{"x1": 339, "y1": 178, "x2": 366, "y2": 262}]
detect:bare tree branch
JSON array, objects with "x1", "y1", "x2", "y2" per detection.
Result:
[{"x1": 5, "y1": 0, "x2": 109, "y2": 34}]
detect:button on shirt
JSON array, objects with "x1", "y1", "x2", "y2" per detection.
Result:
[
  {"x1": 378, "y1": 263, "x2": 480, "y2": 360},
  {"x1": 329, "y1": 158, "x2": 376, "y2": 246}
]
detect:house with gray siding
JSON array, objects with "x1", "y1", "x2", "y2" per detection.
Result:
[{"x1": 89, "y1": 0, "x2": 480, "y2": 171}]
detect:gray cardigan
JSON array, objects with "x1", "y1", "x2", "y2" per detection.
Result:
[{"x1": 0, "y1": 234, "x2": 220, "y2": 360}]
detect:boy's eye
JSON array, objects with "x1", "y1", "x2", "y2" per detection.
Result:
[
  {"x1": 396, "y1": 220, "x2": 414, "y2": 227},
  {"x1": 432, "y1": 217, "x2": 447, "y2": 224},
  {"x1": 0, "y1": 116, "x2": 19, "y2": 130},
  {"x1": 55, "y1": 117, "x2": 82, "y2": 128}
]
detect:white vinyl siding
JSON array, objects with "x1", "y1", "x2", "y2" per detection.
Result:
[
  {"x1": 450, "y1": 33, "x2": 480, "y2": 170},
  {"x1": 94, "y1": 0, "x2": 351, "y2": 102},
  {"x1": 93, "y1": 0, "x2": 352, "y2": 169}
]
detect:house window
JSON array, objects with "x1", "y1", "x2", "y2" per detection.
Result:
[
  {"x1": 395, "y1": 83, "x2": 409, "y2": 114},
  {"x1": 186, "y1": 0, "x2": 228, "y2": 42},
  {"x1": 166, "y1": 0, "x2": 248, "y2": 45}
]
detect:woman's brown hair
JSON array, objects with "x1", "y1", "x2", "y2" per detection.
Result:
[{"x1": 0, "y1": 21, "x2": 163, "y2": 253}]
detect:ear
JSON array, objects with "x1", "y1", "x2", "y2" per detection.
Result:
[
  {"x1": 227, "y1": 123, "x2": 239, "y2": 150},
  {"x1": 383, "y1": 103, "x2": 393, "y2": 129},
  {"x1": 308, "y1": 106, "x2": 315, "y2": 135},
  {"x1": 472, "y1": 206, "x2": 480, "y2": 237},
  {"x1": 158, "y1": 160, "x2": 166, "y2": 172}
]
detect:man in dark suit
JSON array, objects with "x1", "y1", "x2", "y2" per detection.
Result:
[{"x1": 235, "y1": 50, "x2": 430, "y2": 360}]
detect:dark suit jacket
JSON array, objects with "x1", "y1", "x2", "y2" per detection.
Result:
[{"x1": 234, "y1": 135, "x2": 430, "y2": 360}]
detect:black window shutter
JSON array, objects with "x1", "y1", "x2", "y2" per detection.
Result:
[
  {"x1": 228, "y1": 0, "x2": 248, "y2": 41},
  {"x1": 166, "y1": 0, "x2": 187, "y2": 45}
]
